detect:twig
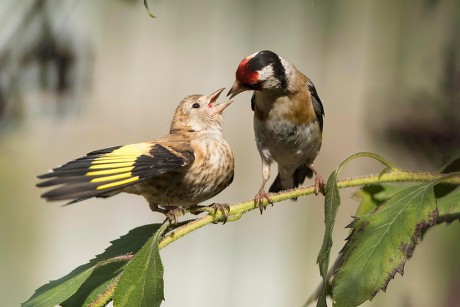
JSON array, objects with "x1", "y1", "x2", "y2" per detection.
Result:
[{"x1": 159, "y1": 170, "x2": 460, "y2": 249}]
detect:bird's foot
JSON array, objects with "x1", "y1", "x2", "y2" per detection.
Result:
[
  {"x1": 254, "y1": 189, "x2": 273, "y2": 214},
  {"x1": 210, "y1": 203, "x2": 230, "y2": 224},
  {"x1": 189, "y1": 203, "x2": 230, "y2": 224},
  {"x1": 314, "y1": 174, "x2": 326, "y2": 196},
  {"x1": 164, "y1": 206, "x2": 186, "y2": 224}
]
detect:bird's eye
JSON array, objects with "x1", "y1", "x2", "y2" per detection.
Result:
[{"x1": 192, "y1": 103, "x2": 200, "y2": 109}]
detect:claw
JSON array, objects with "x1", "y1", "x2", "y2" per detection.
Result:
[
  {"x1": 165, "y1": 206, "x2": 186, "y2": 224},
  {"x1": 314, "y1": 175, "x2": 326, "y2": 196},
  {"x1": 188, "y1": 203, "x2": 230, "y2": 224},
  {"x1": 254, "y1": 189, "x2": 273, "y2": 214},
  {"x1": 210, "y1": 203, "x2": 230, "y2": 224},
  {"x1": 307, "y1": 163, "x2": 326, "y2": 196}
]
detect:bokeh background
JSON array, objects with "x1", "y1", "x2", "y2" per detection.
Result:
[{"x1": 1, "y1": 0, "x2": 459, "y2": 306}]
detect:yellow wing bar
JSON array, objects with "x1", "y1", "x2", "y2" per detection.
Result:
[{"x1": 85, "y1": 143, "x2": 153, "y2": 189}]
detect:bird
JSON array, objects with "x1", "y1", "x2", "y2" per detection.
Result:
[
  {"x1": 227, "y1": 50, "x2": 325, "y2": 212},
  {"x1": 37, "y1": 88, "x2": 235, "y2": 222}
]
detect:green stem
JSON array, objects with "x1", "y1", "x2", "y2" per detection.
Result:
[
  {"x1": 337, "y1": 152, "x2": 398, "y2": 172},
  {"x1": 144, "y1": 0, "x2": 156, "y2": 18},
  {"x1": 159, "y1": 170, "x2": 460, "y2": 249}
]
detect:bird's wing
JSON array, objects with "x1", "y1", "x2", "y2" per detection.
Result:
[
  {"x1": 37, "y1": 142, "x2": 195, "y2": 204},
  {"x1": 307, "y1": 80, "x2": 325, "y2": 132}
]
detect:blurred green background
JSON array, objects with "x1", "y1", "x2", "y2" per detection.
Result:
[{"x1": 0, "y1": 0, "x2": 459, "y2": 306}]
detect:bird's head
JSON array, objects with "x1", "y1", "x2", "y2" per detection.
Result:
[
  {"x1": 171, "y1": 88, "x2": 232, "y2": 133},
  {"x1": 227, "y1": 50, "x2": 289, "y2": 98}
]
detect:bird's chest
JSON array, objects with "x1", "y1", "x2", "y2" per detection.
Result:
[
  {"x1": 255, "y1": 115, "x2": 318, "y2": 149},
  {"x1": 186, "y1": 138, "x2": 234, "y2": 191},
  {"x1": 253, "y1": 104, "x2": 321, "y2": 165}
]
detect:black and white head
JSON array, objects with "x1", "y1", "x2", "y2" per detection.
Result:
[{"x1": 227, "y1": 50, "x2": 294, "y2": 98}]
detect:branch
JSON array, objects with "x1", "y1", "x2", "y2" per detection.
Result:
[{"x1": 159, "y1": 170, "x2": 460, "y2": 249}]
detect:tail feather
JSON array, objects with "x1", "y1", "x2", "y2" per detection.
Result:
[
  {"x1": 269, "y1": 175, "x2": 283, "y2": 193},
  {"x1": 293, "y1": 164, "x2": 313, "y2": 186},
  {"x1": 41, "y1": 180, "x2": 125, "y2": 205},
  {"x1": 42, "y1": 182, "x2": 106, "y2": 203}
]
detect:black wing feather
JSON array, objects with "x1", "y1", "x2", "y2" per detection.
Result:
[
  {"x1": 307, "y1": 80, "x2": 325, "y2": 132},
  {"x1": 251, "y1": 93, "x2": 256, "y2": 111}
]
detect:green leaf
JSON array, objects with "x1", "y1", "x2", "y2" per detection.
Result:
[
  {"x1": 332, "y1": 183, "x2": 438, "y2": 306},
  {"x1": 315, "y1": 152, "x2": 398, "y2": 307},
  {"x1": 316, "y1": 169, "x2": 340, "y2": 307},
  {"x1": 86, "y1": 275, "x2": 120, "y2": 307},
  {"x1": 22, "y1": 265, "x2": 95, "y2": 307},
  {"x1": 113, "y1": 222, "x2": 168, "y2": 307},
  {"x1": 436, "y1": 187, "x2": 460, "y2": 224},
  {"x1": 353, "y1": 186, "x2": 381, "y2": 217},
  {"x1": 61, "y1": 262, "x2": 123, "y2": 306},
  {"x1": 353, "y1": 185, "x2": 406, "y2": 217},
  {"x1": 23, "y1": 224, "x2": 161, "y2": 307}
]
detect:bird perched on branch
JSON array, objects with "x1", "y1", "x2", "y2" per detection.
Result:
[
  {"x1": 37, "y1": 88, "x2": 235, "y2": 221},
  {"x1": 227, "y1": 50, "x2": 325, "y2": 212}
]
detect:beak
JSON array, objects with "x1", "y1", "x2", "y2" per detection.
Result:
[
  {"x1": 227, "y1": 80, "x2": 248, "y2": 99},
  {"x1": 207, "y1": 88, "x2": 233, "y2": 114}
]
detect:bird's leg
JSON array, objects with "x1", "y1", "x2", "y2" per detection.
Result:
[
  {"x1": 307, "y1": 163, "x2": 326, "y2": 195},
  {"x1": 254, "y1": 161, "x2": 273, "y2": 214},
  {"x1": 149, "y1": 202, "x2": 185, "y2": 224},
  {"x1": 164, "y1": 207, "x2": 186, "y2": 224}
]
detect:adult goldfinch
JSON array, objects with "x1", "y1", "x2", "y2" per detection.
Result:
[{"x1": 228, "y1": 50, "x2": 325, "y2": 212}]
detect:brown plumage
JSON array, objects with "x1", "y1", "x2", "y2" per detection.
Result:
[
  {"x1": 37, "y1": 88, "x2": 235, "y2": 220},
  {"x1": 228, "y1": 50, "x2": 325, "y2": 212}
]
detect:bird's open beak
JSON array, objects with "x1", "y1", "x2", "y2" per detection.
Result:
[
  {"x1": 227, "y1": 80, "x2": 248, "y2": 99},
  {"x1": 207, "y1": 88, "x2": 233, "y2": 114}
]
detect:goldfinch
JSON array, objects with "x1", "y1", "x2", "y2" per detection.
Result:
[
  {"x1": 37, "y1": 88, "x2": 234, "y2": 220},
  {"x1": 227, "y1": 50, "x2": 325, "y2": 212}
]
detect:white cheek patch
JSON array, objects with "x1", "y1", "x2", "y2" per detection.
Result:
[
  {"x1": 258, "y1": 65, "x2": 274, "y2": 80},
  {"x1": 258, "y1": 65, "x2": 282, "y2": 88}
]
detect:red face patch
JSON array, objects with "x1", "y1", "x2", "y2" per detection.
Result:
[{"x1": 236, "y1": 57, "x2": 259, "y2": 85}]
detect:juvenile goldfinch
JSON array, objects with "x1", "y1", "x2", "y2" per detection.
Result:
[
  {"x1": 37, "y1": 88, "x2": 234, "y2": 221},
  {"x1": 227, "y1": 50, "x2": 325, "y2": 212}
]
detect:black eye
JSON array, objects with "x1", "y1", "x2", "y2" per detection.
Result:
[{"x1": 192, "y1": 103, "x2": 200, "y2": 109}]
